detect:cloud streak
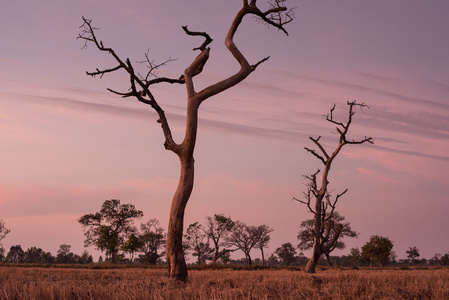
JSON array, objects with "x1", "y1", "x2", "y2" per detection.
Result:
[{"x1": 277, "y1": 71, "x2": 449, "y2": 111}]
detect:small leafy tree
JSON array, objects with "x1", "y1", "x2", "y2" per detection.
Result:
[
  {"x1": 275, "y1": 242, "x2": 297, "y2": 266},
  {"x1": 184, "y1": 222, "x2": 213, "y2": 265},
  {"x1": 23, "y1": 247, "x2": 54, "y2": 264},
  {"x1": 349, "y1": 247, "x2": 362, "y2": 266},
  {"x1": 297, "y1": 211, "x2": 358, "y2": 266},
  {"x1": 267, "y1": 253, "x2": 280, "y2": 267},
  {"x1": 361, "y1": 235, "x2": 394, "y2": 267},
  {"x1": 226, "y1": 221, "x2": 259, "y2": 266},
  {"x1": 203, "y1": 214, "x2": 235, "y2": 263},
  {"x1": 254, "y1": 224, "x2": 274, "y2": 266},
  {"x1": 0, "y1": 220, "x2": 10, "y2": 261},
  {"x1": 139, "y1": 219, "x2": 166, "y2": 265},
  {"x1": 41, "y1": 251, "x2": 55, "y2": 264},
  {"x1": 78, "y1": 199, "x2": 143, "y2": 263},
  {"x1": 431, "y1": 253, "x2": 441, "y2": 265},
  {"x1": 406, "y1": 246, "x2": 420, "y2": 265},
  {"x1": 78, "y1": 250, "x2": 94, "y2": 264},
  {"x1": 56, "y1": 244, "x2": 74, "y2": 264},
  {"x1": 0, "y1": 247, "x2": 5, "y2": 262},
  {"x1": 6, "y1": 245, "x2": 24, "y2": 263},
  {"x1": 0, "y1": 219, "x2": 10, "y2": 244},
  {"x1": 441, "y1": 253, "x2": 449, "y2": 266},
  {"x1": 219, "y1": 251, "x2": 232, "y2": 264},
  {"x1": 121, "y1": 233, "x2": 143, "y2": 263}
]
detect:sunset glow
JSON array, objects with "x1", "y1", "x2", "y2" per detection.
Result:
[{"x1": 1, "y1": 0, "x2": 448, "y2": 261}]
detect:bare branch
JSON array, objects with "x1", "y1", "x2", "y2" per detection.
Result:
[
  {"x1": 191, "y1": 0, "x2": 293, "y2": 102},
  {"x1": 86, "y1": 65, "x2": 123, "y2": 78},
  {"x1": 346, "y1": 136, "x2": 374, "y2": 145},
  {"x1": 325, "y1": 103, "x2": 345, "y2": 128},
  {"x1": 106, "y1": 88, "x2": 133, "y2": 98},
  {"x1": 334, "y1": 189, "x2": 348, "y2": 207},
  {"x1": 136, "y1": 50, "x2": 178, "y2": 82},
  {"x1": 293, "y1": 196, "x2": 316, "y2": 215},
  {"x1": 305, "y1": 136, "x2": 329, "y2": 165},
  {"x1": 78, "y1": 17, "x2": 181, "y2": 153},
  {"x1": 251, "y1": 0, "x2": 295, "y2": 36},
  {"x1": 254, "y1": 56, "x2": 270, "y2": 68},
  {"x1": 305, "y1": 147, "x2": 326, "y2": 165},
  {"x1": 325, "y1": 188, "x2": 348, "y2": 223},
  {"x1": 77, "y1": 17, "x2": 100, "y2": 49},
  {"x1": 182, "y1": 26, "x2": 213, "y2": 52}
]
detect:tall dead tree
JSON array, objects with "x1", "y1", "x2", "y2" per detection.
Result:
[
  {"x1": 78, "y1": 1, "x2": 293, "y2": 281},
  {"x1": 294, "y1": 101, "x2": 373, "y2": 273}
]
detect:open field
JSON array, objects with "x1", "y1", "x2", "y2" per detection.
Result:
[{"x1": 0, "y1": 266, "x2": 448, "y2": 299}]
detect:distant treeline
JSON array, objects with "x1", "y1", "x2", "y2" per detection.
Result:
[
  {"x1": 0, "y1": 244, "x2": 93, "y2": 264},
  {"x1": 2, "y1": 243, "x2": 449, "y2": 268}
]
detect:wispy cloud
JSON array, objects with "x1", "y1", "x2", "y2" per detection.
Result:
[
  {"x1": 351, "y1": 70, "x2": 404, "y2": 86},
  {"x1": 4, "y1": 88, "x2": 315, "y2": 144},
  {"x1": 371, "y1": 144, "x2": 449, "y2": 162},
  {"x1": 276, "y1": 71, "x2": 449, "y2": 111}
]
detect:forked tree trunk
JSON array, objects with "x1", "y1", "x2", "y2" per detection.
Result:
[
  {"x1": 164, "y1": 94, "x2": 199, "y2": 281},
  {"x1": 79, "y1": 2, "x2": 293, "y2": 283}
]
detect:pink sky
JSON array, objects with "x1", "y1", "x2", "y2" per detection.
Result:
[{"x1": 1, "y1": 1, "x2": 448, "y2": 262}]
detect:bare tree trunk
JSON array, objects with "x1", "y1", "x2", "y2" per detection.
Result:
[
  {"x1": 165, "y1": 96, "x2": 199, "y2": 281},
  {"x1": 304, "y1": 196, "x2": 323, "y2": 274},
  {"x1": 304, "y1": 249, "x2": 320, "y2": 273},
  {"x1": 166, "y1": 157, "x2": 194, "y2": 281},
  {"x1": 245, "y1": 252, "x2": 252, "y2": 266},
  {"x1": 325, "y1": 252, "x2": 332, "y2": 266},
  {"x1": 260, "y1": 247, "x2": 265, "y2": 266}
]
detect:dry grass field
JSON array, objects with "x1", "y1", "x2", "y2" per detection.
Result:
[{"x1": 0, "y1": 266, "x2": 448, "y2": 299}]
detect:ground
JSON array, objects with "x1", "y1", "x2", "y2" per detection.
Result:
[{"x1": 0, "y1": 265, "x2": 448, "y2": 299}]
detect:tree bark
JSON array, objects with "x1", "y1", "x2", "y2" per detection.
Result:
[
  {"x1": 304, "y1": 247, "x2": 320, "y2": 273},
  {"x1": 260, "y1": 247, "x2": 265, "y2": 266},
  {"x1": 304, "y1": 194, "x2": 324, "y2": 273},
  {"x1": 166, "y1": 156, "x2": 194, "y2": 281},
  {"x1": 325, "y1": 252, "x2": 332, "y2": 266},
  {"x1": 246, "y1": 252, "x2": 252, "y2": 266}
]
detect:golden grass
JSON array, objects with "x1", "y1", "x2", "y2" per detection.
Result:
[{"x1": 0, "y1": 267, "x2": 448, "y2": 299}]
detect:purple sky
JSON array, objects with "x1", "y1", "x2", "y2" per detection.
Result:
[{"x1": 1, "y1": 1, "x2": 448, "y2": 262}]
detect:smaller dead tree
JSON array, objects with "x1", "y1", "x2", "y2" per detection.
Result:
[{"x1": 294, "y1": 101, "x2": 373, "y2": 273}]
